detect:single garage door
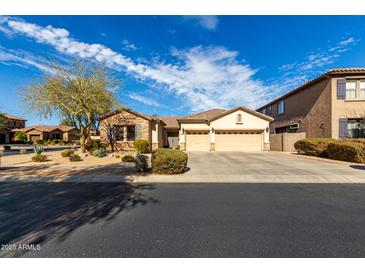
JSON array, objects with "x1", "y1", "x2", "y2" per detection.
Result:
[
  {"x1": 215, "y1": 131, "x2": 263, "y2": 152},
  {"x1": 30, "y1": 134, "x2": 41, "y2": 142},
  {"x1": 186, "y1": 131, "x2": 210, "y2": 151}
]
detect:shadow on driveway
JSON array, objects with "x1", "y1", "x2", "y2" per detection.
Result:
[{"x1": 0, "y1": 181, "x2": 159, "y2": 256}]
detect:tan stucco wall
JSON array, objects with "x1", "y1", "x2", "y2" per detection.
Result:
[
  {"x1": 331, "y1": 77, "x2": 365, "y2": 139},
  {"x1": 303, "y1": 79, "x2": 332, "y2": 138},
  {"x1": 262, "y1": 78, "x2": 331, "y2": 136},
  {"x1": 100, "y1": 110, "x2": 150, "y2": 151}
]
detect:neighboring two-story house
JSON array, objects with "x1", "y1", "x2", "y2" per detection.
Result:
[
  {"x1": 257, "y1": 68, "x2": 365, "y2": 139},
  {"x1": 0, "y1": 113, "x2": 26, "y2": 144}
]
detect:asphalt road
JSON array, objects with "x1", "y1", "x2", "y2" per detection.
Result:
[{"x1": 1, "y1": 182, "x2": 365, "y2": 257}]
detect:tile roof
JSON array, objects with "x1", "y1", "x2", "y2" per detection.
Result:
[
  {"x1": 1, "y1": 113, "x2": 26, "y2": 121},
  {"x1": 257, "y1": 68, "x2": 365, "y2": 110},
  {"x1": 180, "y1": 109, "x2": 226, "y2": 121},
  {"x1": 158, "y1": 116, "x2": 182, "y2": 128}
]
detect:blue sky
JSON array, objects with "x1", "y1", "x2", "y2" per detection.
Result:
[{"x1": 1, "y1": 16, "x2": 365, "y2": 125}]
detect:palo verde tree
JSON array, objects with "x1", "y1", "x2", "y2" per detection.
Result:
[{"x1": 21, "y1": 61, "x2": 121, "y2": 152}]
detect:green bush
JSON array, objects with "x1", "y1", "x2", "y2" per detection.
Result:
[
  {"x1": 151, "y1": 148, "x2": 188, "y2": 174},
  {"x1": 31, "y1": 154, "x2": 48, "y2": 162},
  {"x1": 61, "y1": 149, "x2": 74, "y2": 157},
  {"x1": 174, "y1": 145, "x2": 180, "y2": 150},
  {"x1": 122, "y1": 154, "x2": 135, "y2": 162},
  {"x1": 133, "y1": 139, "x2": 150, "y2": 154},
  {"x1": 86, "y1": 140, "x2": 107, "y2": 152},
  {"x1": 327, "y1": 141, "x2": 365, "y2": 163},
  {"x1": 69, "y1": 154, "x2": 83, "y2": 161},
  {"x1": 36, "y1": 140, "x2": 44, "y2": 145},
  {"x1": 2, "y1": 145, "x2": 11, "y2": 151},
  {"x1": 92, "y1": 147, "x2": 107, "y2": 157},
  {"x1": 294, "y1": 138, "x2": 337, "y2": 157},
  {"x1": 15, "y1": 131, "x2": 28, "y2": 142}
]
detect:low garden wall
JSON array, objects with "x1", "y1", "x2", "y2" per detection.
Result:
[{"x1": 270, "y1": 132, "x2": 306, "y2": 152}]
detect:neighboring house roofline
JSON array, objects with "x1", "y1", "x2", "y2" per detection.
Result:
[
  {"x1": 1, "y1": 113, "x2": 27, "y2": 121},
  {"x1": 256, "y1": 68, "x2": 365, "y2": 111},
  {"x1": 12, "y1": 125, "x2": 76, "y2": 133}
]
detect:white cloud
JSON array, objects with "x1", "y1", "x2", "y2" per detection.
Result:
[
  {"x1": 0, "y1": 17, "x2": 266, "y2": 111},
  {"x1": 122, "y1": 39, "x2": 138, "y2": 51},
  {"x1": 128, "y1": 93, "x2": 160, "y2": 107},
  {"x1": 264, "y1": 36, "x2": 359, "y2": 105},
  {"x1": 0, "y1": 17, "x2": 359, "y2": 112},
  {"x1": 0, "y1": 46, "x2": 56, "y2": 74},
  {"x1": 184, "y1": 16, "x2": 219, "y2": 31}
]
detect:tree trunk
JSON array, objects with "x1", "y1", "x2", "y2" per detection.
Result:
[{"x1": 80, "y1": 133, "x2": 87, "y2": 153}]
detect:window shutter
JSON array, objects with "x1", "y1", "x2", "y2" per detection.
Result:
[
  {"x1": 337, "y1": 79, "x2": 346, "y2": 99},
  {"x1": 339, "y1": 118, "x2": 348, "y2": 138},
  {"x1": 135, "y1": 124, "x2": 142, "y2": 140}
]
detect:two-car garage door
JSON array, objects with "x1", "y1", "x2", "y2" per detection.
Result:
[
  {"x1": 185, "y1": 130, "x2": 263, "y2": 152},
  {"x1": 215, "y1": 131, "x2": 263, "y2": 152}
]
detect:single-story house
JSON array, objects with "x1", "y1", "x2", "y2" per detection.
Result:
[
  {"x1": 100, "y1": 106, "x2": 273, "y2": 152},
  {"x1": 12, "y1": 125, "x2": 79, "y2": 143}
]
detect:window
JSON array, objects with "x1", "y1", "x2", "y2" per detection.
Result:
[
  {"x1": 347, "y1": 119, "x2": 365, "y2": 138},
  {"x1": 277, "y1": 100, "x2": 285, "y2": 115},
  {"x1": 126, "y1": 125, "x2": 136, "y2": 141},
  {"x1": 267, "y1": 105, "x2": 272, "y2": 114},
  {"x1": 114, "y1": 126, "x2": 124, "y2": 141},
  {"x1": 236, "y1": 113, "x2": 242, "y2": 124},
  {"x1": 346, "y1": 80, "x2": 357, "y2": 99},
  {"x1": 360, "y1": 80, "x2": 365, "y2": 99}
]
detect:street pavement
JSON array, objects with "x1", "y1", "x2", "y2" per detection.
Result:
[{"x1": 1, "y1": 182, "x2": 365, "y2": 257}]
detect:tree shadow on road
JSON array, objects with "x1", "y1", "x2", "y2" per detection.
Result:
[{"x1": 0, "y1": 182, "x2": 159, "y2": 256}]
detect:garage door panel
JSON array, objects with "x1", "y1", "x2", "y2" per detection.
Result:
[
  {"x1": 215, "y1": 132, "x2": 262, "y2": 152},
  {"x1": 186, "y1": 133, "x2": 210, "y2": 151}
]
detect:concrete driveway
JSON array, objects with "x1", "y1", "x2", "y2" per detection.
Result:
[{"x1": 137, "y1": 151, "x2": 365, "y2": 183}]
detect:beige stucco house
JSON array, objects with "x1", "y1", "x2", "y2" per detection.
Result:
[
  {"x1": 257, "y1": 68, "x2": 365, "y2": 139},
  {"x1": 100, "y1": 106, "x2": 273, "y2": 152}
]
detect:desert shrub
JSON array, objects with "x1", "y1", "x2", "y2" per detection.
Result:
[
  {"x1": 122, "y1": 154, "x2": 135, "y2": 162},
  {"x1": 19, "y1": 149, "x2": 27, "y2": 154},
  {"x1": 36, "y1": 140, "x2": 44, "y2": 145},
  {"x1": 15, "y1": 131, "x2": 28, "y2": 142},
  {"x1": 92, "y1": 147, "x2": 107, "y2": 157},
  {"x1": 33, "y1": 145, "x2": 44, "y2": 155},
  {"x1": 327, "y1": 141, "x2": 365, "y2": 163},
  {"x1": 151, "y1": 148, "x2": 188, "y2": 174},
  {"x1": 174, "y1": 145, "x2": 181, "y2": 150},
  {"x1": 133, "y1": 139, "x2": 150, "y2": 154},
  {"x1": 69, "y1": 153, "x2": 83, "y2": 162},
  {"x1": 2, "y1": 145, "x2": 11, "y2": 151},
  {"x1": 294, "y1": 138, "x2": 337, "y2": 157},
  {"x1": 61, "y1": 149, "x2": 74, "y2": 157},
  {"x1": 115, "y1": 154, "x2": 121, "y2": 158},
  {"x1": 86, "y1": 140, "x2": 107, "y2": 152},
  {"x1": 135, "y1": 154, "x2": 148, "y2": 173},
  {"x1": 31, "y1": 154, "x2": 48, "y2": 162}
]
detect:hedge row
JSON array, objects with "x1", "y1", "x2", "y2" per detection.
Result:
[{"x1": 294, "y1": 138, "x2": 365, "y2": 163}]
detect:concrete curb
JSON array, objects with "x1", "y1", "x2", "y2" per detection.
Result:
[{"x1": 134, "y1": 174, "x2": 365, "y2": 183}]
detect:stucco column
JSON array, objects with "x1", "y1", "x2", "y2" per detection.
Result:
[
  {"x1": 210, "y1": 128, "x2": 215, "y2": 151},
  {"x1": 179, "y1": 129, "x2": 186, "y2": 151}
]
